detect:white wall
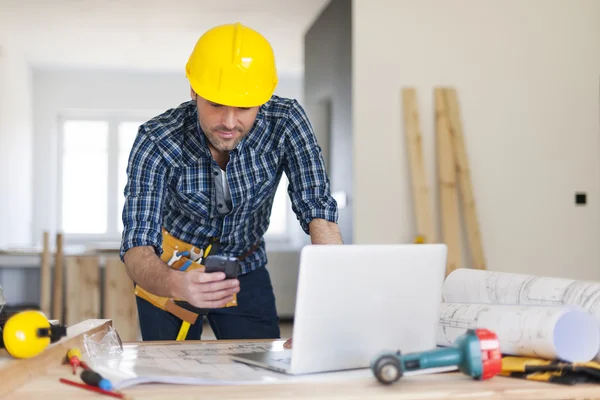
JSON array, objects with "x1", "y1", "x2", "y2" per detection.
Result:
[
  {"x1": 0, "y1": 49, "x2": 33, "y2": 248},
  {"x1": 352, "y1": 0, "x2": 600, "y2": 280}
]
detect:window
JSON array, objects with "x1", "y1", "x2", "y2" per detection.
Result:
[
  {"x1": 60, "y1": 120, "x2": 109, "y2": 234},
  {"x1": 58, "y1": 117, "x2": 144, "y2": 240},
  {"x1": 58, "y1": 116, "x2": 291, "y2": 242}
]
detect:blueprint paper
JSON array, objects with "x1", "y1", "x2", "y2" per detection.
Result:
[
  {"x1": 89, "y1": 339, "x2": 455, "y2": 389},
  {"x1": 442, "y1": 269, "x2": 600, "y2": 360},
  {"x1": 88, "y1": 340, "x2": 375, "y2": 389},
  {"x1": 437, "y1": 302, "x2": 599, "y2": 362},
  {"x1": 89, "y1": 340, "x2": 292, "y2": 388}
]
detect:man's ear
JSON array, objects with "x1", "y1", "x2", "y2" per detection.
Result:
[{"x1": 190, "y1": 86, "x2": 197, "y2": 101}]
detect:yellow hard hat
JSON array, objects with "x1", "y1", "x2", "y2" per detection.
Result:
[
  {"x1": 186, "y1": 22, "x2": 278, "y2": 108},
  {"x1": 2, "y1": 310, "x2": 66, "y2": 359}
]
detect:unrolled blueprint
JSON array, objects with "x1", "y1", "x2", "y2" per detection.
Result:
[{"x1": 88, "y1": 340, "x2": 373, "y2": 389}]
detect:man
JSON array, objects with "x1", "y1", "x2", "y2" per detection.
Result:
[{"x1": 120, "y1": 22, "x2": 342, "y2": 344}]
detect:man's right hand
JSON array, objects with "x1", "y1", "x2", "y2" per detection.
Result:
[
  {"x1": 174, "y1": 269, "x2": 240, "y2": 309},
  {"x1": 123, "y1": 246, "x2": 240, "y2": 308}
]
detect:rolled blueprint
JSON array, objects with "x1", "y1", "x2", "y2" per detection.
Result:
[
  {"x1": 442, "y1": 268, "x2": 600, "y2": 360},
  {"x1": 436, "y1": 302, "x2": 599, "y2": 362}
]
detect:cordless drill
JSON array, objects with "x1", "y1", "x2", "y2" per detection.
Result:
[{"x1": 371, "y1": 328, "x2": 502, "y2": 384}]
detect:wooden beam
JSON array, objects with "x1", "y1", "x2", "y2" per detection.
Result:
[
  {"x1": 435, "y1": 88, "x2": 462, "y2": 276},
  {"x1": 402, "y1": 88, "x2": 436, "y2": 244},
  {"x1": 444, "y1": 88, "x2": 487, "y2": 270},
  {"x1": 0, "y1": 319, "x2": 112, "y2": 398},
  {"x1": 40, "y1": 231, "x2": 51, "y2": 316},
  {"x1": 65, "y1": 256, "x2": 100, "y2": 326},
  {"x1": 104, "y1": 258, "x2": 139, "y2": 342},
  {"x1": 51, "y1": 232, "x2": 64, "y2": 321}
]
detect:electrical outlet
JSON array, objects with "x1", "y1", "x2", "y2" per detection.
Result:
[{"x1": 575, "y1": 192, "x2": 587, "y2": 205}]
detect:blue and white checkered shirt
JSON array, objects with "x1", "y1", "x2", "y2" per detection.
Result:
[{"x1": 120, "y1": 96, "x2": 338, "y2": 274}]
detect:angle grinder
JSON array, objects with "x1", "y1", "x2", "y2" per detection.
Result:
[{"x1": 371, "y1": 328, "x2": 502, "y2": 384}]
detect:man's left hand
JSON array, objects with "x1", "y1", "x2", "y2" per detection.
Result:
[{"x1": 283, "y1": 337, "x2": 293, "y2": 349}]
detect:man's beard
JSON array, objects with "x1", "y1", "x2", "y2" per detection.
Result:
[{"x1": 204, "y1": 125, "x2": 246, "y2": 152}]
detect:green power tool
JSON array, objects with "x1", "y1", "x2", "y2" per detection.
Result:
[{"x1": 370, "y1": 328, "x2": 502, "y2": 384}]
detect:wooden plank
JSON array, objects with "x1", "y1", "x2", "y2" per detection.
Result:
[
  {"x1": 444, "y1": 88, "x2": 487, "y2": 270},
  {"x1": 40, "y1": 231, "x2": 51, "y2": 316},
  {"x1": 435, "y1": 88, "x2": 462, "y2": 276},
  {"x1": 0, "y1": 319, "x2": 112, "y2": 398},
  {"x1": 51, "y1": 233, "x2": 63, "y2": 320},
  {"x1": 103, "y1": 258, "x2": 139, "y2": 342},
  {"x1": 65, "y1": 256, "x2": 100, "y2": 326},
  {"x1": 402, "y1": 88, "x2": 436, "y2": 244}
]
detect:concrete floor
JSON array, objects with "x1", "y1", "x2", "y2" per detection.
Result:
[{"x1": 201, "y1": 320, "x2": 293, "y2": 341}]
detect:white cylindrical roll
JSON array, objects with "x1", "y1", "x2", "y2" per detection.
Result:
[{"x1": 437, "y1": 302, "x2": 599, "y2": 362}]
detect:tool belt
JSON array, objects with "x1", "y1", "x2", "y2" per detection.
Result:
[{"x1": 134, "y1": 229, "x2": 260, "y2": 325}]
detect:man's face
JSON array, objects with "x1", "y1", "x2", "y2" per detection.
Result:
[{"x1": 193, "y1": 90, "x2": 260, "y2": 153}]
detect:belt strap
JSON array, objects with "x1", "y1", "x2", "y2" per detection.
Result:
[{"x1": 236, "y1": 242, "x2": 261, "y2": 261}]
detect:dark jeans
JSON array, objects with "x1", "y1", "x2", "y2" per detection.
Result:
[{"x1": 136, "y1": 266, "x2": 281, "y2": 341}]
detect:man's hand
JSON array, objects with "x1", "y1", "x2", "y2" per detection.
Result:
[
  {"x1": 175, "y1": 269, "x2": 240, "y2": 309},
  {"x1": 283, "y1": 337, "x2": 293, "y2": 349},
  {"x1": 123, "y1": 245, "x2": 240, "y2": 308}
]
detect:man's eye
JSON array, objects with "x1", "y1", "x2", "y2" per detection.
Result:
[
  {"x1": 210, "y1": 103, "x2": 222, "y2": 108},
  {"x1": 238, "y1": 107, "x2": 250, "y2": 111}
]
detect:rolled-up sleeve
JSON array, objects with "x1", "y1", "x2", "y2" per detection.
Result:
[
  {"x1": 120, "y1": 127, "x2": 167, "y2": 260},
  {"x1": 283, "y1": 100, "x2": 338, "y2": 234}
]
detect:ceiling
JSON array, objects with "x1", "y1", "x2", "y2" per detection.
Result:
[{"x1": 0, "y1": 0, "x2": 330, "y2": 74}]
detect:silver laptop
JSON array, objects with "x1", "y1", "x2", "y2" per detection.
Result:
[{"x1": 230, "y1": 243, "x2": 447, "y2": 375}]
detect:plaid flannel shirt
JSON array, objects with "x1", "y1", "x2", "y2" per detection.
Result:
[{"x1": 120, "y1": 96, "x2": 338, "y2": 274}]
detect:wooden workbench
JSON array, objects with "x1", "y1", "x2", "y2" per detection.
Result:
[{"x1": 3, "y1": 320, "x2": 600, "y2": 400}]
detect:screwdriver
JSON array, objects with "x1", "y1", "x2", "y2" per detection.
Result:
[
  {"x1": 81, "y1": 369, "x2": 113, "y2": 391},
  {"x1": 67, "y1": 348, "x2": 82, "y2": 375}
]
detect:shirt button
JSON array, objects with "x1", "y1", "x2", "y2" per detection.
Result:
[
  {"x1": 213, "y1": 171, "x2": 219, "y2": 176},
  {"x1": 218, "y1": 204, "x2": 223, "y2": 208}
]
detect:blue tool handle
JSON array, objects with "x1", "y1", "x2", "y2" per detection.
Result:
[
  {"x1": 179, "y1": 260, "x2": 193, "y2": 271},
  {"x1": 81, "y1": 369, "x2": 113, "y2": 391},
  {"x1": 401, "y1": 347, "x2": 462, "y2": 371}
]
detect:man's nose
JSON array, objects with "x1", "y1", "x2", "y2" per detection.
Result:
[{"x1": 222, "y1": 108, "x2": 237, "y2": 130}]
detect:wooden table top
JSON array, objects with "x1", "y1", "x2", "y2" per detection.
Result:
[
  {"x1": 3, "y1": 319, "x2": 600, "y2": 399},
  {"x1": 6, "y1": 362, "x2": 600, "y2": 400}
]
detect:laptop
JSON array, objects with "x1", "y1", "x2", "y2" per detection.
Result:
[{"x1": 230, "y1": 243, "x2": 447, "y2": 375}]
